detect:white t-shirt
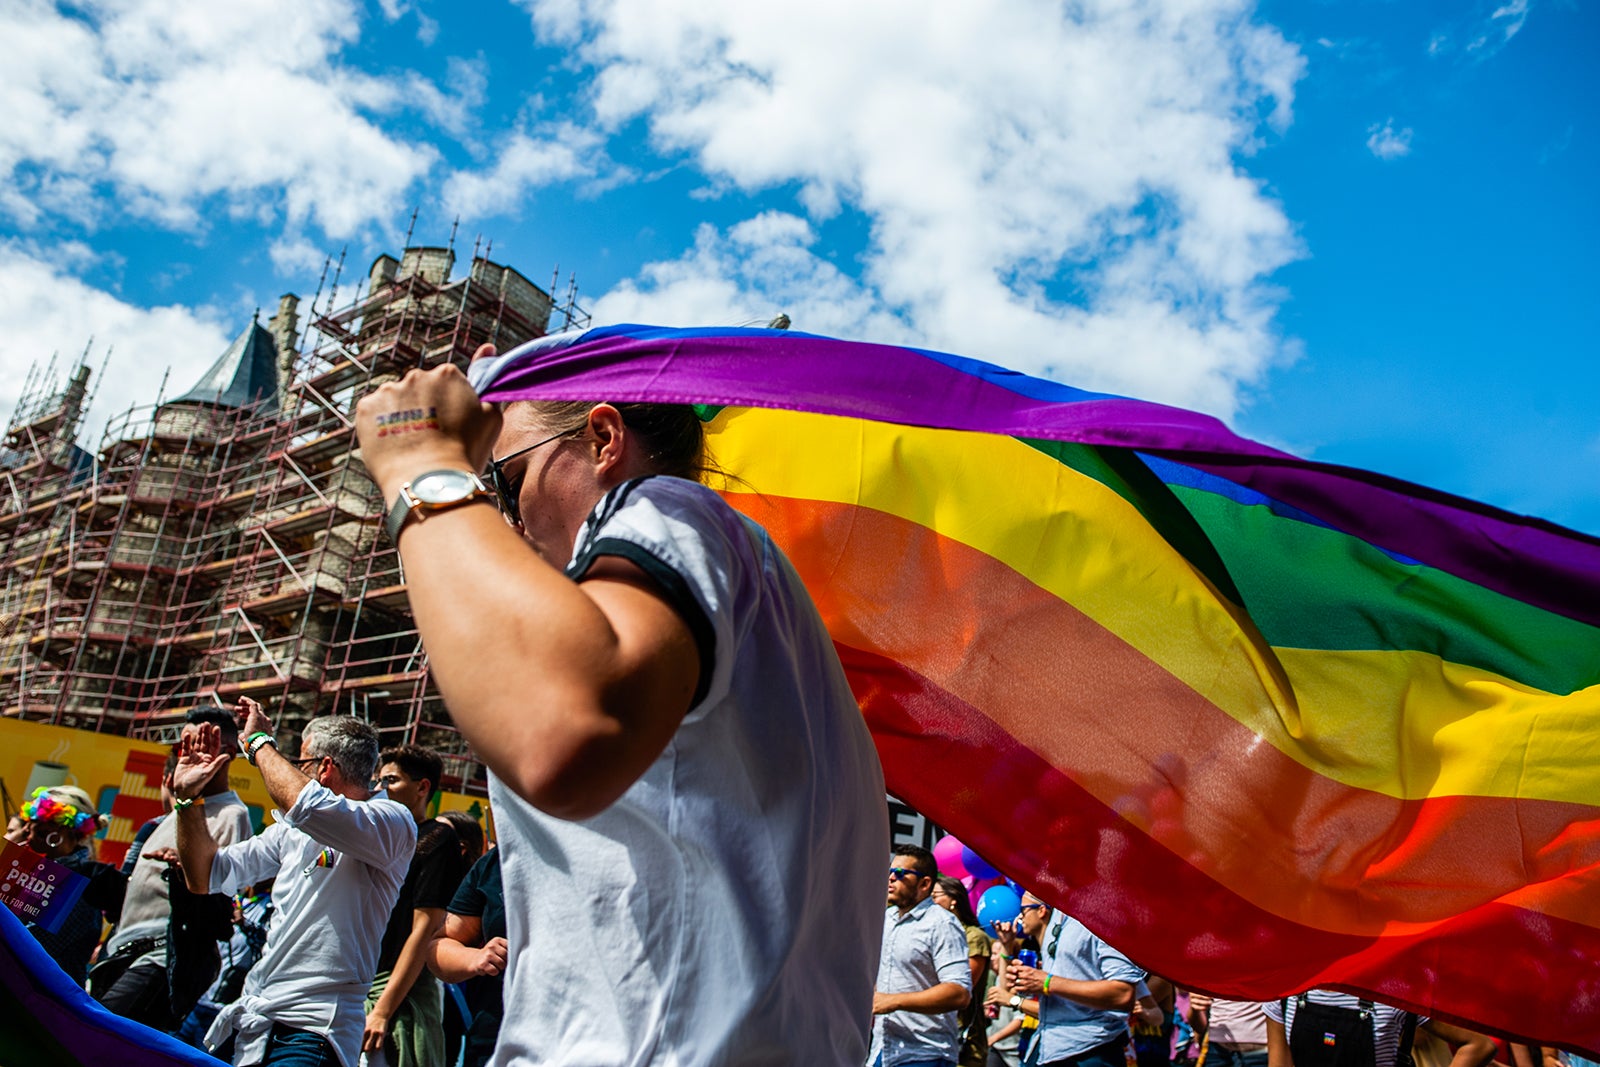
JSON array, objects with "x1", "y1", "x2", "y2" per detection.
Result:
[
  {"x1": 490, "y1": 476, "x2": 888, "y2": 1066},
  {"x1": 1207, "y1": 998, "x2": 1270, "y2": 1047},
  {"x1": 107, "y1": 789, "x2": 254, "y2": 960},
  {"x1": 206, "y1": 781, "x2": 416, "y2": 1067}
]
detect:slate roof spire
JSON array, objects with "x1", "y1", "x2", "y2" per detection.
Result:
[{"x1": 169, "y1": 318, "x2": 279, "y2": 408}]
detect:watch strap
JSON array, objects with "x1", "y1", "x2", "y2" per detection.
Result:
[
  {"x1": 383, "y1": 490, "x2": 413, "y2": 544},
  {"x1": 383, "y1": 471, "x2": 491, "y2": 544}
]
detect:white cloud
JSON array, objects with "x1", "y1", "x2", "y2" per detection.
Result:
[
  {"x1": 516, "y1": 0, "x2": 1308, "y2": 417},
  {"x1": 1366, "y1": 119, "x2": 1414, "y2": 160},
  {"x1": 593, "y1": 214, "x2": 910, "y2": 339},
  {"x1": 269, "y1": 233, "x2": 334, "y2": 276},
  {"x1": 0, "y1": 0, "x2": 466, "y2": 240},
  {"x1": 442, "y1": 123, "x2": 606, "y2": 219},
  {"x1": 1432, "y1": 0, "x2": 1533, "y2": 60},
  {"x1": 1468, "y1": 0, "x2": 1531, "y2": 53},
  {"x1": 0, "y1": 241, "x2": 234, "y2": 451}
]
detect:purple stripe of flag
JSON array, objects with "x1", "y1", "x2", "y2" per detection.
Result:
[{"x1": 477, "y1": 325, "x2": 1600, "y2": 627}]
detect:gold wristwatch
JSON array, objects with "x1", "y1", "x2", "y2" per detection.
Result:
[{"x1": 384, "y1": 470, "x2": 493, "y2": 543}]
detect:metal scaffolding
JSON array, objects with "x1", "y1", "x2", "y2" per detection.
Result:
[{"x1": 0, "y1": 243, "x2": 582, "y2": 795}]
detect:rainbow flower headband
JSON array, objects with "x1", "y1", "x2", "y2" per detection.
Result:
[{"x1": 21, "y1": 787, "x2": 99, "y2": 834}]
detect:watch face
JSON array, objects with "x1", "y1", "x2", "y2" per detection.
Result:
[{"x1": 411, "y1": 469, "x2": 480, "y2": 505}]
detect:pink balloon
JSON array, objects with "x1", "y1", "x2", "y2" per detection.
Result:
[
  {"x1": 968, "y1": 876, "x2": 1003, "y2": 911},
  {"x1": 932, "y1": 835, "x2": 969, "y2": 879}
]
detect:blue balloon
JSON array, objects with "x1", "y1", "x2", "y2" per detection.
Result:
[
  {"x1": 976, "y1": 885, "x2": 1023, "y2": 935},
  {"x1": 961, "y1": 846, "x2": 1000, "y2": 882}
]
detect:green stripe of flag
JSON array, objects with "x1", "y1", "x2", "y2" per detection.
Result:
[{"x1": 1174, "y1": 485, "x2": 1600, "y2": 695}]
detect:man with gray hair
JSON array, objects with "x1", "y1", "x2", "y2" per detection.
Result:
[{"x1": 172, "y1": 698, "x2": 416, "y2": 1067}]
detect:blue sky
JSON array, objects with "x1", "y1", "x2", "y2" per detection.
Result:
[{"x1": 1, "y1": 0, "x2": 1594, "y2": 534}]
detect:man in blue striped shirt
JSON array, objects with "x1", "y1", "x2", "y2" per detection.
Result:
[
  {"x1": 1003, "y1": 904, "x2": 1142, "y2": 1067},
  {"x1": 868, "y1": 846, "x2": 974, "y2": 1067}
]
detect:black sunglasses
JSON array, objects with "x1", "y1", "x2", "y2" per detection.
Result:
[{"x1": 485, "y1": 422, "x2": 588, "y2": 526}]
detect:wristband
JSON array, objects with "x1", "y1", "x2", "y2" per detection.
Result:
[
  {"x1": 242, "y1": 731, "x2": 272, "y2": 753},
  {"x1": 246, "y1": 734, "x2": 278, "y2": 765},
  {"x1": 1043, "y1": 975, "x2": 1053, "y2": 996},
  {"x1": 171, "y1": 796, "x2": 203, "y2": 810}
]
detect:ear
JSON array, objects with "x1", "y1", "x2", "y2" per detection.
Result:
[{"x1": 586, "y1": 403, "x2": 628, "y2": 477}]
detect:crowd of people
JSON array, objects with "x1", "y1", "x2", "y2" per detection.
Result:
[
  {"x1": 3, "y1": 350, "x2": 1596, "y2": 1067},
  {"x1": 10, "y1": 741, "x2": 1593, "y2": 1067},
  {"x1": 863, "y1": 843, "x2": 1585, "y2": 1067},
  {"x1": 6, "y1": 703, "x2": 507, "y2": 1067}
]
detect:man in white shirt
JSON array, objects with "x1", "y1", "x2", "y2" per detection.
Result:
[
  {"x1": 869, "y1": 845, "x2": 973, "y2": 1067},
  {"x1": 171, "y1": 700, "x2": 416, "y2": 1067}
]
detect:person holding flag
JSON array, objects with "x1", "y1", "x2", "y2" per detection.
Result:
[{"x1": 352, "y1": 346, "x2": 888, "y2": 1065}]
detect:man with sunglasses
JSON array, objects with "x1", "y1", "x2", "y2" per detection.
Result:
[
  {"x1": 171, "y1": 700, "x2": 416, "y2": 1067},
  {"x1": 995, "y1": 894, "x2": 1142, "y2": 1067},
  {"x1": 870, "y1": 846, "x2": 974, "y2": 1067}
]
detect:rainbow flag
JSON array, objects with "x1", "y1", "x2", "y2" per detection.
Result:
[
  {"x1": 0, "y1": 904, "x2": 224, "y2": 1065},
  {"x1": 471, "y1": 325, "x2": 1600, "y2": 1054}
]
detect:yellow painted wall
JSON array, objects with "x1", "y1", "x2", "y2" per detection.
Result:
[{"x1": 0, "y1": 718, "x2": 491, "y2": 867}]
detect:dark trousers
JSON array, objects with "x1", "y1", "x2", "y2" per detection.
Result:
[
  {"x1": 96, "y1": 959, "x2": 176, "y2": 1031},
  {"x1": 1037, "y1": 1035, "x2": 1130, "y2": 1067},
  {"x1": 1209, "y1": 1048, "x2": 1271, "y2": 1067}
]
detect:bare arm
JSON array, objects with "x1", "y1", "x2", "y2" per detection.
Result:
[
  {"x1": 1267, "y1": 1017, "x2": 1292, "y2": 1067},
  {"x1": 173, "y1": 804, "x2": 217, "y2": 894},
  {"x1": 1008, "y1": 964, "x2": 1135, "y2": 1011},
  {"x1": 873, "y1": 983, "x2": 971, "y2": 1016},
  {"x1": 985, "y1": 985, "x2": 1040, "y2": 1019},
  {"x1": 364, "y1": 907, "x2": 446, "y2": 1053},
  {"x1": 169, "y1": 724, "x2": 232, "y2": 893},
  {"x1": 425, "y1": 914, "x2": 509, "y2": 984},
  {"x1": 1422, "y1": 1020, "x2": 1497, "y2": 1067},
  {"x1": 990, "y1": 1016, "x2": 1024, "y2": 1043},
  {"x1": 253, "y1": 742, "x2": 317, "y2": 813},
  {"x1": 1187, "y1": 992, "x2": 1212, "y2": 1039},
  {"x1": 1056, "y1": 977, "x2": 1136, "y2": 1010},
  {"x1": 354, "y1": 365, "x2": 701, "y2": 821}
]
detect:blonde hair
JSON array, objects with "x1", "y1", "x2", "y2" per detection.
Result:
[{"x1": 24, "y1": 784, "x2": 108, "y2": 839}]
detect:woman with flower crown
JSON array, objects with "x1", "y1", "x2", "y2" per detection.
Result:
[{"x1": 13, "y1": 784, "x2": 127, "y2": 983}]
